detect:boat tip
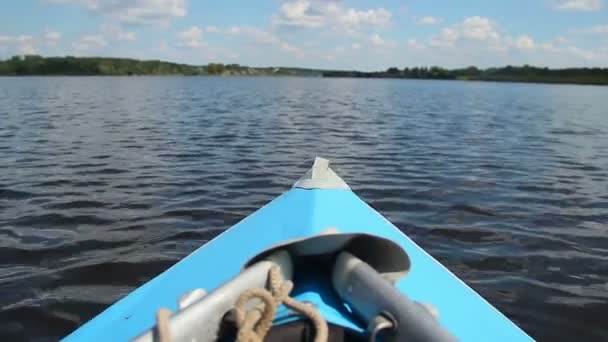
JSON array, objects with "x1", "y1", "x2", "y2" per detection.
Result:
[{"x1": 292, "y1": 157, "x2": 350, "y2": 190}]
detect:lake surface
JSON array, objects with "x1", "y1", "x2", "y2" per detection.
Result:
[{"x1": 0, "y1": 76, "x2": 607, "y2": 341}]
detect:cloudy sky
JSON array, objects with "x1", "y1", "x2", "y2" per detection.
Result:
[{"x1": 1, "y1": 0, "x2": 607, "y2": 69}]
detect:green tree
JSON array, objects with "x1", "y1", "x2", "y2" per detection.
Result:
[
  {"x1": 0, "y1": 61, "x2": 10, "y2": 74},
  {"x1": 207, "y1": 63, "x2": 225, "y2": 75},
  {"x1": 386, "y1": 67, "x2": 400, "y2": 75}
]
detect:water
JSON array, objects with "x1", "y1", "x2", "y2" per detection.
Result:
[{"x1": 1, "y1": 76, "x2": 607, "y2": 341}]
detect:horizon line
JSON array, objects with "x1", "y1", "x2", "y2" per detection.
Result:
[{"x1": 3, "y1": 54, "x2": 607, "y2": 72}]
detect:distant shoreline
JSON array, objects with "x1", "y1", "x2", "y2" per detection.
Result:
[
  {"x1": 1, "y1": 55, "x2": 607, "y2": 85},
  {"x1": 322, "y1": 67, "x2": 608, "y2": 86},
  {"x1": 321, "y1": 75, "x2": 608, "y2": 86},
  {"x1": 2, "y1": 75, "x2": 606, "y2": 87}
]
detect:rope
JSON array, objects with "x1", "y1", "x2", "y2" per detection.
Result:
[
  {"x1": 156, "y1": 308, "x2": 172, "y2": 342},
  {"x1": 154, "y1": 265, "x2": 328, "y2": 342},
  {"x1": 234, "y1": 265, "x2": 328, "y2": 342}
]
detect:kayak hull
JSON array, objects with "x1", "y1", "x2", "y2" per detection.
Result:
[{"x1": 63, "y1": 182, "x2": 532, "y2": 341}]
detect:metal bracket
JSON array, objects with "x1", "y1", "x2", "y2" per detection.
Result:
[{"x1": 368, "y1": 314, "x2": 395, "y2": 341}]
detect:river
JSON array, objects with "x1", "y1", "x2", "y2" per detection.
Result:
[{"x1": 1, "y1": 76, "x2": 607, "y2": 341}]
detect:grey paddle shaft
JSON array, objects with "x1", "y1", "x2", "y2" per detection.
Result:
[{"x1": 332, "y1": 252, "x2": 456, "y2": 342}]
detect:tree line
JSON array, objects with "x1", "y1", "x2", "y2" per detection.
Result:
[
  {"x1": 323, "y1": 65, "x2": 608, "y2": 85},
  {"x1": 0, "y1": 55, "x2": 322, "y2": 76},
  {"x1": 0, "y1": 55, "x2": 242, "y2": 76},
  {"x1": 1, "y1": 55, "x2": 607, "y2": 85}
]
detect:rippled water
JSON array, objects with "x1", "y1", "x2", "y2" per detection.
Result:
[{"x1": 1, "y1": 77, "x2": 607, "y2": 341}]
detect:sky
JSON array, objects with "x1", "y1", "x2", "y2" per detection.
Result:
[{"x1": 0, "y1": 0, "x2": 607, "y2": 70}]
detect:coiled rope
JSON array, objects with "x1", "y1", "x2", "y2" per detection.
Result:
[
  {"x1": 155, "y1": 265, "x2": 328, "y2": 342},
  {"x1": 234, "y1": 265, "x2": 328, "y2": 342}
]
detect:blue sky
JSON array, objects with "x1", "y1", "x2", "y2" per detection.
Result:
[{"x1": 1, "y1": 0, "x2": 607, "y2": 69}]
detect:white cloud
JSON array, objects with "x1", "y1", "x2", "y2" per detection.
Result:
[
  {"x1": 430, "y1": 16, "x2": 500, "y2": 48},
  {"x1": 277, "y1": 0, "x2": 323, "y2": 28},
  {"x1": 422, "y1": 15, "x2": 608, "y2": 68},
  {"x1": 81, "y1": 35, "x2": 107, "y2": 47},
  {"x1": 418, "y1": 16, "x2": 441, "y2": 25},
  {"x1": 553, "y1": 0, "x2": 602, "y2": 11},
  {"x1": 206, "y1": 25, "x2": 220, "y2": 33},
  {"x1": 44, "y1": 30, "x2": 62, "y2": 46},
  {"x1": 231, "y1": 26, "x2": 303, "y2": 56},
  {"x1": 100, "y1": 23, "x2": 136, "y2": 41},
  {"x1": 0, "y1": 36, "x2": 15, "y2": 45},
  {"x1": 226, "y1": 26, "x2": 241, "y2": 35},
  {"x1": 69, "y1": 23, "x2": 136, "y2": 54},
  {"x1": 369, "y1": 33, "x2": 396, "y2": 48},
  {"x1": 280, "y1": 41, "x2": 301, "y2": 54},
  {"x1": 48, "y1": 0, "x2": 187, "y2": 26},
  {"x1": 177, "y1": 26, "x2": 205, "y2": 48},
  {"x1": 176, "y1": 23, "x2": 307, "y2": 63},
  {"x1": 460, "y1": 16, "x2": 500, "y2": 42},
  {"x1": 273, "y1": 0, "x2": 391, "y2": 30},
  {"x1": 553, "y1": 35, "x2": 571, "y2": 44},
  {"x1": 17, "y1": 36, "x2": 34, "y2": 43},
  {"x1": 212, "y1": 26, "x2": 279, "y2": 45},
  {"x1": 370, "y1": 34, "x2": 384, "y2": 46},
  {"x1": 0, "y1": 35, "x2": 37, "y2": 55},
  {"x1": 22, "y1": 1, "x2": 607, "y2": 69},
  {"x1": 338, "y1": 7, "x2": 392, "y2": 27},
  {"x1": 583, "y1": 24, "x2": 608, "y2": 34},
  {"x1": 430, "y1": 28, "x2": 459, "y2": 47},
  {"x1": 174, "y1": 23, "x2": 308, "y2": 61},
  {"x1": 515, "y1": 35, "x2": 535, "y2": 49},
  {"x1": 591, "y1": 25, "x2": 608, "y2": 33},
  {"x1": 566, "y1": 45, "x2": 596, "y2": 59},
  {"x1": 72, "y1": 34, "x2": 107, "y2": 52},
  {"x1": 428, "y1": 18, "x2": 560, "y2": 57},
  {"x1": 407, "y1": 38, "x2": 424, "y2": 49},
  {"x1": 45, "y1": 32, "x2": 61, "y2": 40},
  {"x1": 16, "y1": 36, "x2": 36, "y2": 55},
  {"x1": 18, "y1": 44, "x2": 36, "y2": 55},
  {"x1": 121, "y1": 32, "x2": 136, "y2": 41}
]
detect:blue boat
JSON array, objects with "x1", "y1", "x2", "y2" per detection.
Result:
[{"x1": 62, "y1": 157, "x2": 533, "y2": 342}]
